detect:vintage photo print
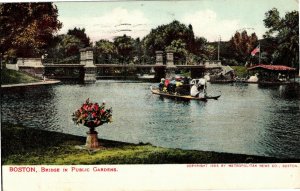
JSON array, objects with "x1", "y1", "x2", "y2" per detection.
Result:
[{"x1": 1, "y1": 0, "x2": 299, "y2": 190}]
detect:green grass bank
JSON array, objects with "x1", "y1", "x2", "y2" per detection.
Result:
[
  {"x1": 2, "y1": 123, "x2": 299, "y2": 164},
  {"x1": 1, "y1": 68, "x2": 41, "y2": 85},
  {"x1": 232, "y1": 66, "x2": 249, "y2": 78}
]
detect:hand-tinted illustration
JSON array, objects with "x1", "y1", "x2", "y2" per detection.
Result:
[{"x1": 1, "y1": 1, "x2": 299, "y2": 165}]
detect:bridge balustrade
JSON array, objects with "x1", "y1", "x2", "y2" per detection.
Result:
[{"x1": 15, "y1": 49, "x2": 222, "y2": 82}]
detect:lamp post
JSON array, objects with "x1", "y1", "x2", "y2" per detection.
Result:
[{"x1": 217, "y1": 36, "x2": 221, "y2": 61}]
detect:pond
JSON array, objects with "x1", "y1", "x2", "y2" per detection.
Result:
[{"x1": 2, "y1": 80, "x2": 300, "y2": 159}]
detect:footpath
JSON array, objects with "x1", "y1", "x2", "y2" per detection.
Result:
[{"x1": 1, "y1": 80, "x2": 61, "y2": 88}]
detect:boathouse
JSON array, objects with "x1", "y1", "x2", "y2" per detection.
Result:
[{"x1": 247, "y1": 64, "x2": 297, "y2": 83}]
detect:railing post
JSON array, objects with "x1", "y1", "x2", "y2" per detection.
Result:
[
  {"x1": 155, "y1": 51, "x2": 163, "y2": 66},
  {"x1": 80, "y1": 49, "x2": 86, "y2": 65},
  {"x1": 153, "y1": 51, "x2": 165, "y2": 81},
  {"x1": 165, "y1": 50, "x2": 176, "y2": 79},
  {"x1": 80, "y1": 47, "x2": 96, "y2": 83},
  {"x1": 16, "y1": 58, "x2": 44, "y2": 79}
]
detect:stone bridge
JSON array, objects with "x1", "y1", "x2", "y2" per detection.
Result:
[{"x1": 16, "y1": 48, "x2": 222, "y2": 83}]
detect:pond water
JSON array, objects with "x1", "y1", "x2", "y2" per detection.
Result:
[{"x1": 2, "y1": 80, "x2": 300, "y2": 159}]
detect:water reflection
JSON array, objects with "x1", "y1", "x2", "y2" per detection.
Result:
[
  {"x1": 2, "y1": 86, "x2": 59, "y2": 131},
  {"x1": 1, "y1": 81, "x2": 300, "y2": 159}
]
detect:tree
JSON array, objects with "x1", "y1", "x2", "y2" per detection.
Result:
[
  {"x1": 94, "y1": 40, "x2": 116, "y2": 64},
  {"x1": 46, "y1": 34, "x2": 83, "y2": 64},
  {"x1": 204, "y1": 45, "x2": 217, "y2": 60},
  {"x1": 187, "y1": 24, "x2": 196, "y2": 53},
  {"x1": 263, "y1": 8, "x2": 299, "y2": 68},
  {"x1": 59, "y1": 35, "x2": 82, "y2": 57},
  {"x1": 67, "y1": 27, "x2": 91, "y2": 48},
  {"x1": 166, "y1": 39, "x2": 188, "y2": 64},
  {"x1": 46, "y1": 27, "x2": 91, "y2": 64},
  {"x1": 132, "y1": 38, "x2": 143, "y2": 64},
  {"x1": 113, "y1": 35, "x2": 135, "y2": 64},
  {"x1": 0, "y1": 3, "x2": 62, "y2": 60},
  {"x1": 228, "y1": 30, "x2": 258, "y2": 65},
  {"x1": 142, "y1": 20, "x2": 198, "y2": 62},
  {"x1": 194, "y1": 37, "x2": 210, "y2": 61}
]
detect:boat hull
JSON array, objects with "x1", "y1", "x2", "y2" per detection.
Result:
[{"x1": 151, "y1": 89, "x2": 220, "y2": 101}]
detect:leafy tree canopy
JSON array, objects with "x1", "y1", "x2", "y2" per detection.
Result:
[
  {"x1": 228, "y1": 30, "x2": 258, "y2": 64},
  {"x1": 95, "y1": 40, "x2": 116, "y2": 55},
  {"x1": 263, "y1": 8, "x2": 299, "y2": 68},
  {"x1": 67, "y1": 27, "x2": 91, "y2": 48},
  {"x1": 0, "y1": 3, "x2": 62, "y2": 59},
  {"x1": 94, "y1": 39, "x2": 117, "y2": 64},
  {"x1": 45, "y1": 34, "x2": 83, "y2": 64},
  {"x1": 45, "y1": 27, "x2": 91, "y2": 64},
  {"x1": 142, "y1": 20, "x2": 198, "y2": 60},
  {"x1": 113, "y1": 35, "x2": 135, "y2": 63}
]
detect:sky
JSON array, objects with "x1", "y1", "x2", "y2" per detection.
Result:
[{"x1": 55, "y1": 0, "x2": 299, "y2": 43}]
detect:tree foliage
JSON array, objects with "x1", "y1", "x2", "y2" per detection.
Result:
[
  {"x1": 142, "y1": 20, "x2": 199, "y2": 63},
  {"x1": 194, "y1": 37, "x2": 208, "y2": 59},
  {"x1": 94, "y1": 40, "x2": 117, "y2": 64},
  {"x1": 2, "y1": 4, "x2": 297, "y2": 69},
  {"x1": 166, "y1": 39, "x2": 188, "y2": 64},
  {"x1": 46, "y1": 28, "x2": 91, "y2": 64},
  {"x1": 263, "y1": 8, "x2": 299, "y2": 68},
  {"x1": 45, "y1": 34, "x2": 83, "y2": 64},
  {"x1": 67, "y1": 27, "x2": 91, "y2": 48},
  {"x1": 228, "y1": 31, "x2": 258, "y2": 64},
  {"x1": 113, "y1": 35, "x2": 135, "y2": 63},
  {"x1": 0, "y1": 3, "x2": 62, "y2": 60}
]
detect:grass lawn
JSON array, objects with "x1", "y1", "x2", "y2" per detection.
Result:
[
  {"x1": 2, "y1": 123, "x2": 299, "y2": 165},
  {"x1": 232, "y1": 66, "x2": 249, "y2": 78},
  {"x1": 1, "y1": 68, "x2": 41, "y2": 85}
]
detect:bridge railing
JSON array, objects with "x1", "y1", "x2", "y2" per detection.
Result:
[
  {"x1": 43, "y1": 56, "x2": 80, "y2": 65},
  {"x1": 17, "y1": 58, "x2": 43, "y2": 67}
]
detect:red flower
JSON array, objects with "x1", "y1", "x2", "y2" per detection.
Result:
[
  {"x1": 82, "y1": 104, "x2": 88, "y2": 111},
  {"x1": 100, "y1": 109, "x2": 105, "y2": 115},
  {"x1": 72, "y1": 99, "x2": 112, "y2": 128},
  {"x1": 92, "y1": 103, "x2": 99, "y2": 111},
  {"x1": 92, "y1": 112, "x2": 97, "y2": 118}
]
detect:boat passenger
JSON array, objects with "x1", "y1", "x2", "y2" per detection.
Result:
[
  {"x1": 170, "y1": 78, "x2": 176, "y2": 84},
  {"x1": 174, "y1": 77, "x2": 190, "y2": 95},
  {"x1": 182, "y1": 77, "x2": 190, "y2": 85},
  {"x1": 175, "y1": 79, "x2": 184, "y2": 95},
  {"x1": 159, "y1": 78, "x2": 165, "y2": 91},
  {"x1": 278, "y1": 73, "x2": 287, "y2": 82},
  {"x1": 176, "y1": 81, "x2": 183, "y2": 87},
  {"x1": 164, "y1": 78, "x2": 170, "y2": 88},
  {"x1": 167, "y1": 78, "x2": 176, "y2": 93}
]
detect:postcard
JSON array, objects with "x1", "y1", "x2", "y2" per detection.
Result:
[{"x1": 1, "y1": 0, "x2": 299, "y2": 190}]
